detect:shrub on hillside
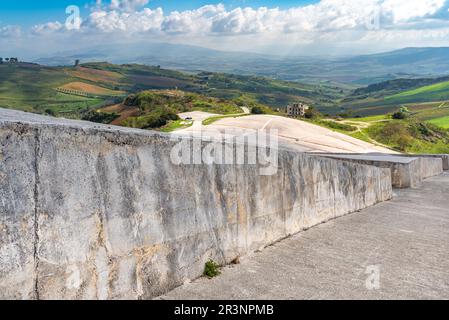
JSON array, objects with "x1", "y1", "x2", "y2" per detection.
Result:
[
  {"x1": 304, "y1": 107, "x2": 321, "y2": 119},
  {"x1": 123, "y1": 94, "x2": 137, "y2": 106},
  {"x1": 392, "y1": 111, "x2": 408, "y2": 120},
  {"x1": 368, "y1": 122, "x2": 412, "y2": 151},
  {"x1": 409, "y1": 121, "x2": 449, "y2": 143},
  {"x1": 44, "y1": 109, "x2": 56, "y2": 116},
  {"x1": 251, "y1": 106, "x2": 265, "y2": 114},
  {"x1": 81, "y1": 110, "x2": 119, "y2": 124},
  {"x1": 122, "y1": 106, "x2": 179, "y2": 129}
]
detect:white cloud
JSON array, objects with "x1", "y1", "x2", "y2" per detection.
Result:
[
  {"x1": 381, "y1": 0, "x2": 446, "y2": 23},
  {"x1": 162, "y1": 5, "x2": 225, "y2": 34},
  {"x1": 0, "y1": 25, "x2": 21, "y2": 38},
  {"x1": 26, "y1": 0, "x2": 449, "y2": 55},
  {"x1": 109, "y1": 0, "x2": 150, "y2": 12},
  {"x1": 31, "y1": 21, "x2": 64, "y2": 34},
  {"x1": 211, "y1": 7, "x2": 283, "y2": 34},
  {"x1": 80, "y1": 0, "x2": 449, "y2": 35},
  {"x1": 89, "y1": 8, "x2": 164, "y2": 32}
]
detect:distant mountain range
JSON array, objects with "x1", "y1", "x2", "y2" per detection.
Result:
[{"x1": 33, "y1": 44, "x2": 449, "y2": 85}]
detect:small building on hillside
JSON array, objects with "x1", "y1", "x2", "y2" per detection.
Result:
[{"x1": 287, "y1": 103, "x2": 309, "y2": 118}]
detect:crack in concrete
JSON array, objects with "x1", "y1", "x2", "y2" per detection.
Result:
[{"x1": 33, "y1": 128, "x2": 41, "y2": 300}]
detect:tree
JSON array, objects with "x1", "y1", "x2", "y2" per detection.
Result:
[
  {"x1": 74, "y1": 59, "x2": 80, "y2": 67},
  {"x1": 304, "y1": 106, "x2": 321, "y2": 119},
  {"x1": 392, "y1": 111, "x2": 407, "y2": 120},
  {"x1": 0, "y1": 58, "x2": 3, "y2": 64},
  {"x1": 251, "y1": 106, "x2": 265, "y2": 114}
]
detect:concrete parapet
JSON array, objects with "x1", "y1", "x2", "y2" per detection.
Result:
[
  {"x1": 0, "y1": 108, "x2": 392, "y2": 300},
  {"x1": 315, "y1": 154, "x2": 443, "y2": 188},
  {"x1": 390, "y1": 154, "x2": 449, "y2": 171}
]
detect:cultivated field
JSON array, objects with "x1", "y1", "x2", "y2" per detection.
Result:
[
  {"x1": 58, "y1": 82, "x2": 125, "y2": 96},
  {"x1": 67, "y1": 66, "x2": 123, "y2": 85}
]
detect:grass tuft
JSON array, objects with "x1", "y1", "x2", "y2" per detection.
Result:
[{"x1": 204, "y1": 260, "x2": 221, "y2": 278}]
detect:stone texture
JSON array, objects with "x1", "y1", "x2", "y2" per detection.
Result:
[
  {"x1": 0, "y1": 123, "x2": 37, "y2": 299},
  {"x1": 0, "y1": 109, "x2": 392, "y2": 300}
]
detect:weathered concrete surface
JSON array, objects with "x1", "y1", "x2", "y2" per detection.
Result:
[
  {"x1": 391, "y1": 154, "x2": 449, "y2": 171},
  {"x1": 177, "y1": 115, "x2": 394, "y2": 153},
  {"x1": 315, "y1": 154, "x2": 443, "y2": 188},
  {"x1": 160, "y1": 173, "x2": 449, "y2": 300},
  {"x1": 0, "y1": 123, "x2": 37, "y2": 299},
  {"x1": 0, "y1": 109, "x2": 392, "y2": 300}
]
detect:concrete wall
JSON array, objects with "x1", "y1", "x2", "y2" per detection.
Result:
[
  {"x1": 314, "y1": 154, "x2": 443, "y2": 188},
  {"x1": 392, "y1": 154, "x2": 449, "y2": 171},
  {"x1": 0, "y1": 110, "x2": 392, "y2": 300}
]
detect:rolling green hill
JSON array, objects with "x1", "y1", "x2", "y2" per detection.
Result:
[
  {"x1": 112, "y1": 90, "x2": 247, "y2": 130},
  {"x1": 351, "y1": 76, "x2": 449, "y2": 98},
  {"x1": 81, "y1": 62, "x2": 348, "y2": 109},
  {"x1": 339, "y1": 75, "x2": 449, "y2": 118},
  {"x1": 35, "y1": 45, "x2": 449, "y2": 85},
  {"x1": 2, "y1": 60, "x2": 449, "y2": 138},
  {"x1": 2, "y1": 60, "x2": 449, "y2": 154},
  {"x1": 0, "y1": 61, "x2": 349, "y2": 119},
  {"x1": 0, "y1": 63, "x2": 114, "y2": 117},
  {"x1": 384, "y1": 80, "x2": 449, "y2": 104},
  {"x1": 344, "y1": 115, "x2": 449, "y2": 154}
]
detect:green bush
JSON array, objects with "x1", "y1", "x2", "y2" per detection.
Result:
[
  {"x1": 123, "y1": 90, "x2": 242, "y2": 117},
  {"x1": 44, "y1": 108, "x2": 56, "y2": 116},
  {"x1": 204, "y1": 260, "x2": 221, "y2": 278},
  {"x1": 251, "y1": 106, "x2": 265, "y2": 114},
  {"x1": 122, "y1": 106, "x2": 179, "y2": 129},
  {"x1": 123, "y1": 94, "x2": 138, "y2": 106},
  {"x1": 392, "y1": 111, "x2": 408, "y2": 120},
  {"x1": 305, "y1": 107, "x2": 321, "y2": 119},
  {"x1": 368, "y1": 122, "x2": 412, "y2": 151},
  {"x1": 81, "y1": 110, "x2": 119, "y2": 124}
]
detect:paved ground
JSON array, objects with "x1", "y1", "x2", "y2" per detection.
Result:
[
  {"x1": 178, "y1": 111, "x2": 219, "y2": 131},
  {"x1": 175, "y1": 114, "x2": 393, "y2": 153},
  {"x1": 160, "y1": 173, "x2": 449, "y2": 300}
]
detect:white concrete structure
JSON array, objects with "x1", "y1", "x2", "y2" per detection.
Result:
[{"x1": 0, "y1": 108, "x2": 392, "y2": 300}]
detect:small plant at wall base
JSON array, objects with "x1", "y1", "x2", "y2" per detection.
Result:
[{"x1": 204, "y1": 260, "x2": 221, "y2": 278}]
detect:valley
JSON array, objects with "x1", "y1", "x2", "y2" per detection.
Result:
[
  {"x1": 34, "y1": 45, "x2": 449, "y2": 85},
  {"x1": 2, "y1": 48, "x2": 449, "y2": 155}
]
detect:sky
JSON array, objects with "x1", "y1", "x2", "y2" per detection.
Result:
[
  {"x1": 1, "y1": 0, "x2": 449, "y2": 58},
  {"x1": 0, "y1": 1, "x2": 317, "y2": 26}
]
